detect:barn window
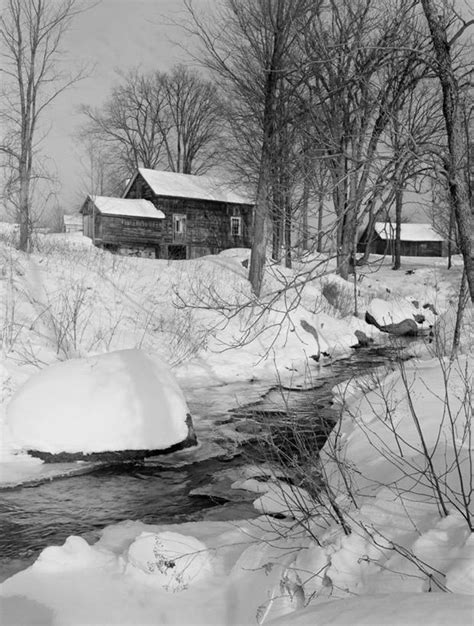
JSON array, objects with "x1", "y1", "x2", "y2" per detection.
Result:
[
  {"x1": 230, "y1": 216, "x2": 242, "y2": 237},
  {"x1": 173, "y1": 214, "x2": 186, "y2": 234}
]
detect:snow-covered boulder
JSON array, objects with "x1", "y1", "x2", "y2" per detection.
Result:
[
  {"x1": 365, "y1": 297, "x2": 435, "y2": 336},
  {"x1": 6, "y1": 349, "x2": 196, "y2": 461},
  {"x1": 124, "y1": 531, "x2": 213, "y2": 591},
  {"x1": 353, "y1": 330, "x2": 374, "y2": 348}
]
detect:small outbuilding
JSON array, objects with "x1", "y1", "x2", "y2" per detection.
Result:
[
  {"x1": 357, "y1": 222, "x2": 447, "y2": 257},
  {"x1": 63, "y1": 214, "x2": 83, "y2": 233},
  {"x1": 80, "y1": 196, "x2": 166, "y2": 258},
  {"x1": 81, "y1": 168, "x2": 254, "y2": 259}
]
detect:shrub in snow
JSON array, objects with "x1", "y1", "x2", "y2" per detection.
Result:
[
  {"x1": 321, "y1": 277, "x2": 355, "y2": 317},
  {"x1": 242, "y1": 346, "x2": 472, "y2": 601},
  {"x1": 125, "y1": 531, "x2": 212, "y2": 591},
  {"x1": 6, "y1": 349, "x2": 196, "y2": 459},
  {"x1": 323, "y1": 356, "x2": 473, "y2": 509}
]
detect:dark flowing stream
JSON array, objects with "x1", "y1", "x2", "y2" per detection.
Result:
[{"x1": 0, "y1": 346, "x2": 405, "y2": 582}]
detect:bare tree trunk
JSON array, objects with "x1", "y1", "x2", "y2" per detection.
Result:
[
  {"x1": 393, "y1": 185, "x2": 403, "y2": 270},
  {"x1": 352, "y1": 227, "x2": 359, "y2": 315},
  {"x1": 249, "y1": 1, "x2": 285, "y2": 295},
  {"x1": 18, "y1": 162, "x2": 31, "y2": 251},
  {"x1": 317, "y1": 188, "x2": 324, "y2": 253},
  {"x1": 452, "y1": 269, "x2": 467, "y2": 358},
  {"x1": 271, "y1": 173, "x2": 283, "y2": 261},
  {"x1": 249, "y1": 169, "x2": 270, "y2": 293},
  {"x1": 301, "y1": 170, "x2": 310, "y2": 252},
  {"x1": 392, "y1": 110, "x2": 403, "y2": 270},
  {"x1": 358, "y1": 198, "x2": 376, "y2": 265},
  {"x1": 284, "y1": 186, "x2": 292, "y2": 269},
  {"x1": 421, "y1": 0, "x2": 474, "y2": 301},
  {"x1": 339, "y1": 210, "x2": 357, "y2": 279}
]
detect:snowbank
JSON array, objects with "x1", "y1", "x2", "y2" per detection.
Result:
[
  {"x1": 0, "y1": 518, "x2": 289, "y2": 626},
  {"x1": 6, "y1": 349, "x2": 193, "y2": 456},
  {"x1": 0, "y1": 238, "x2": 471, "y2": 624},
  {"x1": 268, "y1": 592, "x2": 474, "y2": 625},
  {"x1": 431, "y1": 301, "x2": 474, "y2": 357},
  {"x1": 322, "y1": 355, "x2": 473, "y2": 502}
]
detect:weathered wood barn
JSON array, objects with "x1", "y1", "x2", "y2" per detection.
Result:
[
  {"x1": 81, "y1": 169, "x2": 254, "y2": 259},
  {"x1": 357, "y1": 222, "x2": 447, "y2": 257}
]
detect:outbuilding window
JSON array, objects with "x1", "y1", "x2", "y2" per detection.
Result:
[{"x1": 230, "y1": 216, "x2": 242, "y2": 237}]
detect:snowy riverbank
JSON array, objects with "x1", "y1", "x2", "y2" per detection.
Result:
[
  {"x1": 1, "y1": 351, "x2": 472, "y2": 625},
  {"x1": 1, "y1": 233, "x2": 379, "y2": 478},
  {"x1": 1, "y1": 232, "x2": 472, "y2": 624}
]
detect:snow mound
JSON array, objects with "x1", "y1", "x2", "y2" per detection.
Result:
[
  {"x1": 431, "y1": 301, "x2": 474, "y2": 356},
  {"x1": 34, "y1": 536, "x2": 115, "y2": 573},
  {"x1": 6, "y1": 349, "x2": 192, "y2": 455},
  {"x1": 124, "y1": 531, "x2": 213, "y2": 591},
  {"x1": 323, "y1": 356, "x2": 473, "y2": 503},
  {"x1": 233, "y1": 477, "x2": 315, "y2": 518}
]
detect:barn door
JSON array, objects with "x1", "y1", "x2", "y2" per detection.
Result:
[{"x1": 173, "y1": 214, "x2": 187, "y2": 242}]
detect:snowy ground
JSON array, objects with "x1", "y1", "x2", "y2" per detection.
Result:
[
  {"x1": 0, "y1": 231, "x2": 382, "y2": 475},
  {"x1": 0, "y1": 229, "x2": 472, "y2": 625}
]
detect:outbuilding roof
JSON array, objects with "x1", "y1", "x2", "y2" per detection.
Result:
[
  {"x1": 87, "y1": 196, "x2": 165, "y2": 219},
  {"x1": 374, "y1": 222, "x2": 444, "y2": 242},
  {"x1": 126, "y1": 168, "x2": 253, "y2": 205},
  {"x1": 63, "y1": 214, "x2": 82, "y2": 226}
]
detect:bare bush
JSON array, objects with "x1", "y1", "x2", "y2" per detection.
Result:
[
  {"x1": 320, "y1": 279, "x2": 359, "y2": 318},
  {"x1": 243, "y1": 350, "x2": 472, "y2": 604}
]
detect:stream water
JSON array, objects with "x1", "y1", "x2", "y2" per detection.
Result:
[{"x1": 0, "y1": 345, "x2": 404, "y2": 582}]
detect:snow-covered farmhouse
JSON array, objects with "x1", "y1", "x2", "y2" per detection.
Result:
[
  {"x1": 357, "y1": 222, "x2": 447, "y2": 257},
  {"x1": 80, "y1": 168, "x2": 254, "y2": 259}
]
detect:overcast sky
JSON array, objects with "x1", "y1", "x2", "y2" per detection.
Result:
[{"x1": 42, "y1": 0, "x2": 202, "y2": 210}]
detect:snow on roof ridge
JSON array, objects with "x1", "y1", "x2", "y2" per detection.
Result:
[{"x1": 136, "y1": 168, "x2": 252, "y2": 205}]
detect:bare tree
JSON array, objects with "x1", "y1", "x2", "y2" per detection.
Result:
[
  {"x1": 80, "y1": 66, "x2": 222, "y2": 186},
  {"x1": 298, "y1": 0, "x2": 430, "y2": 279},
  {"x1": 183, "y1": 0, "x2": 315, "y2": 296},
  {"x1": 388, "y1": 83, "x2": 444, "y2": 269},
  {"x1": 0, "y1": 0, "x2": 86, "y2": 251},
  {"x1": 420, "y1": 0, "x2": 474, "y2": 301},
  {"x1": 80, "y1": 70, "x2": 170, "y2": 182},
  {"x1": 74, "y1": 135, "x2": 124, "y2": 205},
  {"x1": 161, "y1": 65, "x2": 223, "y2": 175}
]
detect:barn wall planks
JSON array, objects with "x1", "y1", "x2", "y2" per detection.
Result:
[{"x1": 124, "y1": 172, "x2": 253, "y2": 258}]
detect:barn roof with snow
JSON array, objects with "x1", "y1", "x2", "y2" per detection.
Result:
[
  {"x1": 125, "y1": 168, "x2": 252, "y2": 205},
  {"x1": 374, "y1": 222, "x2": 444, "y2": 242},
  {"x1": 84, "y1": 195, "x2": 165, "y2": 219},
  {"x1": 358, "y1": 221, "x2": 447, "y2": 257}
]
